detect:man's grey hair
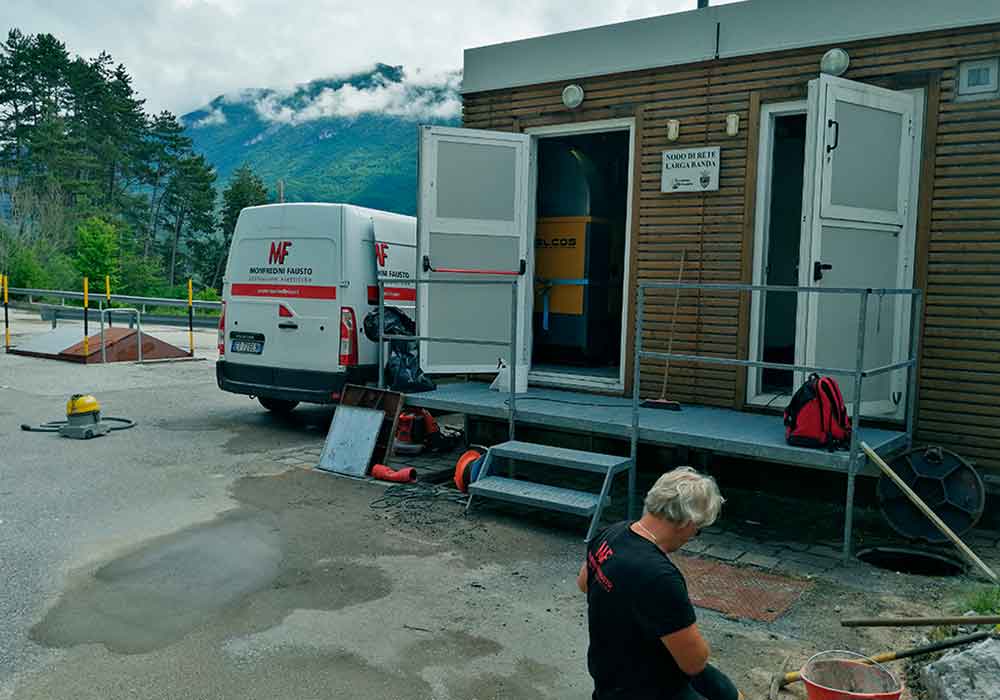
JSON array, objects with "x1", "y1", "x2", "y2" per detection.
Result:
[{"x1": 643, "y1": 467, "x2": 725, "y2": 528}]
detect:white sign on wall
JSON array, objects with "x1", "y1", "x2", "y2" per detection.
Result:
[{"x1": 660, "y1": 147, "x2": 720, "y2": 193}]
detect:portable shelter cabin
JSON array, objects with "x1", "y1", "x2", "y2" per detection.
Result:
[{"x1": 404, "y1": 0, "x2": 1000, "y2": 549}]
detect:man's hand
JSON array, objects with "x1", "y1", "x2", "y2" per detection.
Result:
[
  {"x1": 661, "y1": 623, "x2": 710, "y2": 676},
  {"x1": 577, "y1": 561, "x2": 588, "y2": 593}
]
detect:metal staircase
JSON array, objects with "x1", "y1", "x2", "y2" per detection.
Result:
[{"x1": 466, "y1": 440, "x2": 634, "y2": 541}]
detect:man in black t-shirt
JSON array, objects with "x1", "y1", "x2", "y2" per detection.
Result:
[{"x1": 577, "y1": 467, "x2": 741, "y2": 700}]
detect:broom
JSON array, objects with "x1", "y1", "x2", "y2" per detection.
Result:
[{"x1": 642, "y1": 250, "x2": 684, "y2": 411}]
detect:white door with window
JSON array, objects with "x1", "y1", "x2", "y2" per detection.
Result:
[
  {"x1": 416, "y1": 126, "x2": 535, "y2": 392},
  {"x1": 800, "y1": 75, "x2": 918, "y2": 418}
]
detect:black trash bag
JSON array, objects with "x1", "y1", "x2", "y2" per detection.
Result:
[
  {"x1": 385, "y1": 348, "x2": 436, "y2": 393},
  {"x1": 363, "y1": 306, "x2": 416, "y2": 352}
]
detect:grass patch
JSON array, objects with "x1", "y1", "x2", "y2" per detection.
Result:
[{"x1": 959, "y1": 586, "x2": 1000, "y2": 616}]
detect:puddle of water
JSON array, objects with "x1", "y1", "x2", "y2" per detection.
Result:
[{"x1": 32, "y1": 512, "x2": 283, "y2": 654}]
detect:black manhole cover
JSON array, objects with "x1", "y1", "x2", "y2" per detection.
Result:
[
  {"x1": 857, "y1": 547, "x2": 966, "y2": 577},
  {"x1": 878, "y1": 446, "x2": 985, "y2": 544}
]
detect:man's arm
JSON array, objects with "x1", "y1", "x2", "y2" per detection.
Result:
[
  {"x1": 661, "y1": 623, "x2": 710, "y2": 676},
  {"x1": 577, "y1": 561, "x2": 588, "y2": 593}
]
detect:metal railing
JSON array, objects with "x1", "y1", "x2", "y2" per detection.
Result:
[
  {"x1": 632, "y1": 281, "x2": 924, "y2": 559},
  {"x1": 99, "y1": 308, "x2": 143, "y2": 363},
  {"x1": 8, "y1": 286, "x2": 222, "y2": 313},
  {"x1": 375, "y1": 278, "x2": 520, "y2": 441}
]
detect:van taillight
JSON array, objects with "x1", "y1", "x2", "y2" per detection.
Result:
[
  {"x1": 278, "y1": 304, "x2": 294, "y2": 318},
  {"x1": 340, "y1": 307, "x2": 358, "y2": 366},
  {"x1": 218, "y1": 302, "x2": 226, "y2": 355}
]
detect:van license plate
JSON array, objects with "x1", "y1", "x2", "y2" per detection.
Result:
[{"x1": 231, "y1": 340, "x2": 264, "y2": 354}]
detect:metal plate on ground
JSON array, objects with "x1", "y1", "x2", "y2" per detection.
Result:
[{"x1": 317, "y1": 406, "x2": 385, "y2": 477}]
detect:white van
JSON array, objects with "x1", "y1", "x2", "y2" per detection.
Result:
[{"x1": 216, "y1": 203, "x2": 416, "y2": 412}]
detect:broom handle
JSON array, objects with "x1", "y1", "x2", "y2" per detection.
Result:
[{"x1": 660, "y1": 251, "x2": 686, "y2": 400}]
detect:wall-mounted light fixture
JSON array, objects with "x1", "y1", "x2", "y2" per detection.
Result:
[
  {"x1": 725, "y1": 113, "x2": 740, "y2": 137},
  {"x1": 561, "y1": 84, "x2": 585, "y2": 110},
  {"x1": 666, "y1": 119, "x2": 680, "y2": 142},
  {"x1": 820, "y1": 48, "x2": 851, "y2": 77}
]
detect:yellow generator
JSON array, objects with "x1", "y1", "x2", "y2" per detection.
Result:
[{"x1": 534, "y1": 143, "x2": 616, "y2": 363}]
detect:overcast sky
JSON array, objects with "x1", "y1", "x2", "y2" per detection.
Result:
[{"x1": 7, "y1": 0, "x2": 744, "y2": 116}]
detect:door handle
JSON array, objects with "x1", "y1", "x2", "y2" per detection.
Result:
[
  {"x1": 278, "y1": 321, "x2": 299, "y2": 330},
  {"x1": 826, "y1": 119, "x2": 839, "y2": 154},
  {"x1": 813, "y1": 261, "x2": 833, "y2": 281}
]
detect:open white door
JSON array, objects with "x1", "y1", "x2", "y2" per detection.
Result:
[
  {"x1": 801, "y1": 75, "x2": 918, "y2": 417},
  {"x1": 416, "y1": 125, "x2": 535, "y2": 392}
]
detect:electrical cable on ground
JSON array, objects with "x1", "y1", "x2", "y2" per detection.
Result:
[{"x1": 21, "y1": 417, "x2": 137, "y2": 432}]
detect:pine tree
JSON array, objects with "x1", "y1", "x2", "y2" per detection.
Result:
[{"x1": 162, "y1": 153, "x2": 216, "y2": 286}]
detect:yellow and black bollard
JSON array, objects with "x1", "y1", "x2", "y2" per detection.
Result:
[
  {"x1": 83, "y1": 277, "x2": 89, "y2": 357},
  {"x1": 105, "y1": 274, "x2": 111, "y2": 327},
  {"x1": 187, "y1": 278, "x2": 194, "y2": 357},
  {"x1": 3, "y1": 274, "x2": 9, "y2": 352}
]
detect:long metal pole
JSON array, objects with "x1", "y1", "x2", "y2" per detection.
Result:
[
  {"x1": 83, "y1": 277, "x2": 89, "y2": 358},
  {"x1": 630, "y1": 286, "x2": 645, "y2": 520},
  {"x1": 187, "y1": 279, "x2": 194, "y2": 357},
  {"x1": 105, "y1": 275, "x2": 111, "y2": 327},
  {"x1": 3, "y1": 274, "x2": 9, "y2": 352},
  {"x1": 136, "y1": 310, "x2": 143, "y2": 364},
  {"x1": 378, "y1": 281, "x2": 385, "y2": 389},
  {"x1": 842, "y1": 289, "x2": 870, "y2": 560},
  {"x1": 905, "y1": 291, "x2": 923, "y2": 445},
  {"x1": 100, "y1": 302, "x2": 106, "y2": 364},
  {"x1": 508, "y1": 282, "x2": 517, "y2": 442}
]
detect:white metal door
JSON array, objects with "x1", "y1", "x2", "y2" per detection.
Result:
[
  {"x1": 801, "y1": 75, "x2": 917, "y2": 417},
  {"x1": 416, "y1": 125, "x2": 535, "y2": 391}
]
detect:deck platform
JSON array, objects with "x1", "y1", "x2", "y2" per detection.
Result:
[{"x1": 405, "y1": 382, "x2": 909, "y2": 476}]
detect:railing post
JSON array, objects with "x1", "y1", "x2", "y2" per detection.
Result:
[
  {"x1": 509, "y1": 281, "x2": 518, "y2": 442},
  {"x1": 136, "y1": 310, "x2": 143, "y2": 364},
  {"x1": 843, "y1": 289, "x2": 870, "y2": 561},
  {"x1": 378, "y1": 281, "x2": 386, "y2": 389},
  {"x1": 99, "y1": 302, "x2": 106, "y2": 364},
  {"x1": 630, "y1": 285, "x2": 645, "y2": 520},
  {"x1": 905, "y1": 291, "x2": 923, "y2": 445}
]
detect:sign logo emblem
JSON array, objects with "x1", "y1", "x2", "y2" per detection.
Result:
[
  {"x1": 374, "y1": 242, "x2": 389, "y2": 268},
  {"x1": 268, "y1": 241, "x2": 293, "y2": 265}
]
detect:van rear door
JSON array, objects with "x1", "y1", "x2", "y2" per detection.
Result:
[{"x1": 226, "y1": 205, "x2": 342, "y2": 373}]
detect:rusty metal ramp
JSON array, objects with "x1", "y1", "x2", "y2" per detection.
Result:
[{"x1": 10, "y1": 327, "x2": 190, "y2": 363}]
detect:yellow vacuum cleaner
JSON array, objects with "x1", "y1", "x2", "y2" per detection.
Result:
[{"x1": 21, "y1": 394, "x2": 136, "y2": 439}]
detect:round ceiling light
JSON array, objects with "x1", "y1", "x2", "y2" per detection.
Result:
[
  {"x1": 820, "y1": 48, "x2": 851, "y2": 77},
  {"x1": 561, "y1": 84, "x2": 585, "y2": 110}
]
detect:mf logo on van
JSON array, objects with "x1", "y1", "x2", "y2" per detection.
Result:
[
  {"x1": 268, "y1": 241, "x2": 293, "y2": 265},
  {"x1": 374, "y1": 242, "x2": 389, "y2": 268}
]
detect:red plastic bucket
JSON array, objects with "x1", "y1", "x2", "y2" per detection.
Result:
[{"x1": 800, "y1": 651, "x2": 902, "y2": 700}]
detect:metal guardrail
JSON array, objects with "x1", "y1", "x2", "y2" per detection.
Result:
[
  {"x1": 632, "y1": 281, "x2": 924, "y2": 560},
  {"x1": 8, "y1": 286, "x2": 222, "y2": 312},
  {"x1": 375, "y1": 278, "x2": 520, "y2": 442}
]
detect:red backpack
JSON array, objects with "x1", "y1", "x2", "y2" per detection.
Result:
[{"x1": 783, "y1": 374, "x2": 852, "y2": 449}]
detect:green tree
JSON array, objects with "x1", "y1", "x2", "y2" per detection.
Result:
[
  {"x1": 73, "y1": 216, "x2": 120, "y2": 287},
  {"x1": 161, "y1": 153, "x2": 216, "y2": 285},
  {"x1": 210, "y1": 163, "x2": 268, "y2": 289}
]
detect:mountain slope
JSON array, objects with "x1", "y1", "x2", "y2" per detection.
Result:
[{"x1": 182, "y1": 64, "x2": 461, "y2": 215}]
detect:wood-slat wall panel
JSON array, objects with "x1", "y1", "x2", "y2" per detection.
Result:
[{"x1": 463, "y1": 23, "x2": 1000, "y2": 472}]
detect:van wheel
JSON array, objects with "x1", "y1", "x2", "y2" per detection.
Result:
[{"x1": 259, "y1": 397, "x2": 299, "y2": 413}]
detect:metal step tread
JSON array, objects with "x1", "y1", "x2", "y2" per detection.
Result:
[
  {"x1": 490, "y1": 440, "x2": 631, "y2": 474},
  {"x1": 469, "y1": 476, "x2": 602, "y2": 516}
]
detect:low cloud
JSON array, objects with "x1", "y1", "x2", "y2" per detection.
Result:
[
  {"x1": 251, "y1": 69, "x2": 461, "y2": 125},
  {"x1": 189, "y1": 106, "x2": 227, "y2": 127}
]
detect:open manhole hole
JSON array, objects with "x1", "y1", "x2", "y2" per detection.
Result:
[{"x1": 857, "y1": 547, "x2": 966, "y2": 577}]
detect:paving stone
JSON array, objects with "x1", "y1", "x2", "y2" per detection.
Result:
[
  {"x1": 805, "y1": 544, "x2": 841, "y2": 560},
  {"x1": 704, "y1": 545, "x2": 746, "y2": 562},
  {"x1": 695, "y1": 533, "x2": 729, "y2": 547},
  {"x1": 680, "y1": 540, "x2": 711, "y2": 554},
  {"x1": 740, "y1": 553, "x2": 780, "y2": 570},
  {"x1": 779, "y1": 551, "x2": 836, "y2": 569}
]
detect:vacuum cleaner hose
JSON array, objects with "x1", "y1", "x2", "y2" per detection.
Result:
[{"x1": 20, "y1": 417, "x2": 137, "y2": 432}]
